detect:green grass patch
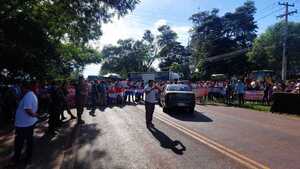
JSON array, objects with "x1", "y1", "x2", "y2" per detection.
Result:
[
  {"x1": 240, "y1": 102, "x2": 271, "y2": 112},
  {"x1": 200, "y1": 99, "x2": 271, "y2": 112},
  {"x1": 200, "y1": 99, "x2": 300, "y2": 119}
]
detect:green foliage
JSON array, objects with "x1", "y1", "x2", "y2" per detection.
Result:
[
  {"x1": 58, "y1": 44, "x2": 102, "y2": 69},
  {"x1": 142, "y1": 30, "x2": 158, "y2": 70},
  {"x1": 157, "y1": 25, "x2": 178, "y2": 47},
  {"x1": 101, "y1": 39, "x2": 148, "y2": 77},
  {"x1": 0, "y1": 12, "x2": 63, "y2": 80},
  {"x1": 101, "y1": 27, "x2": 191, "y2": 79},
  {"x1": 1, "y1": 0, "x2": 139, "y2": 44},
  {"x1": 247, "y1": 22, "x2": 300, "y2": 76},
  {"x1": 0, "y1": 0, "x2": 139, "y2": 80},
  {"x1": 156, "y1": 25, "x2": 191, "y2": 78},
  {"x1": 190, "y1": 1, "x2": 257, "y2": 78}
]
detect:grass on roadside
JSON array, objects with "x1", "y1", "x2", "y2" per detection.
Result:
[
  {"x1": 201, "y1": 99, "x2": 300, "y2": 119},
  {"x1": 240, "y1": 102, "x2": 270, "y2": 112},
  {"x1": 200, "y1": 99, "x2": 271, "y2": 112}
]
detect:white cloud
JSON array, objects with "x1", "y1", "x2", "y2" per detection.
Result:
[
  {"x1": 153, "y1": 19, "x2": 167, "y2": 29},
  {"x1": 173, "y1": 26, "x2": 190, "y2": 45},
  {"x1": 90, "y1": 17, "x2": 190, "y2": 49},
  {"x1": 86, "y1": 16, "x2": 147, "y2": 77},
  {"x1": 89, "y1": 15, "x2": 147, "y2": 49}
]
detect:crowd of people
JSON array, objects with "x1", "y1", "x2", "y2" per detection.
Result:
[
  {"x1": 0, "y1": 76, "x2": 161, "y2": 167},
  {"x1": 2, "y1": 77, "x2": 300, "y2": 127},
  {"x1": 2, "y1": 77, "x2": 300, "y2": 128},
  {"x1": 1, "y1": 74, "x2": 300, "y2": 167},
  {"x1": 192, "y1": 78, "x2": 300, "y2": 105}
]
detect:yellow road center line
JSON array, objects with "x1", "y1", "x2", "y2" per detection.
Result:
[{"x1": 154, "y1": 113, "x2": 270, "y2": 169}]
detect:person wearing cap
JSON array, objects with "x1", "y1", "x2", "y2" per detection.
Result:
[{"x1": 144, "y1": 80, "x2": 161, "y2": 128}]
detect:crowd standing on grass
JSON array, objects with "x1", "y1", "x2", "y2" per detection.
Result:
[{"x1": 191, "y1": 78, "x2": 300, "y2": 105}]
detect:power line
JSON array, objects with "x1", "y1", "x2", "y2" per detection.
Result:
[
  {"x1": 257, "y1": 7, "x2": 284, "y2": 21},
  {"x1": 128, "y1": 1, "x2": 280, "y2": 31},
  {"x1": 190, "y1": 6, "x2": 284, "y2": 44},
  {"x1": 205, "y1": 48, "x2": 250, "y2": 62},
  {"x1": 257, "y1": 1, "x2": 278, "y2": 15},
  {"x1": 125, "y1": 1, "x2": 284, "y2": 42},
  {"x1": 200, "y1": 45, "x2": 275, "y2": 63},
  {"x1": 204, "y1": 3, "x2": 298, "y2": 64}
]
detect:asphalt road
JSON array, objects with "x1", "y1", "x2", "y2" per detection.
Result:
[{"x1": 61, "y1": 104, "x2": 300, "y2": 169}]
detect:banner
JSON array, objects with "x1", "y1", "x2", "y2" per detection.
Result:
[
  {"x1": 193, "y1": 87, "x2": 209, "y2": 97},
  {"x1": 244, "y1": 90, "x2": 264, "y2": 101}
]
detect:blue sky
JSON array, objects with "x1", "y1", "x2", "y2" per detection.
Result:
[{"x1": 84, "y1": 0, "x2": 300, "y2": 77}]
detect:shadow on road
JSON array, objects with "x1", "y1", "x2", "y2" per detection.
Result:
[
  {"x1": 1, "y1": 122, "x2": 103, "y2": 169},
  {"x1": 167, "y1": 110, "x2": 213, "y2": 122},
  {"x1": 62, "y1": 123, "x2": 104, "y2": 169},
  {"x1": 76, "y1": 123, "x2": 102, "y2": 145},
  {"x1": 73, "y1": 149, "x2": 107, "y2": 169},
  {"x1": 0, "y1": 120, "x2": 76, "y2": 169},
  {"x1": 148, "y1": 127, "x2": 186, "y2": 155}
]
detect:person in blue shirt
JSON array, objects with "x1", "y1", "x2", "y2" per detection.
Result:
[{"x1": 235, "y1": 80, "x2": 246, "y2": 106}]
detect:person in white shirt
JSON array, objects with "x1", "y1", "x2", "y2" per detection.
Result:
[
  {"x1": 13, "y1": 81, "x2": 38, "y2": 165},
  {"x1": 144, "y1": 80, "x2": 160, "y2": 128}
]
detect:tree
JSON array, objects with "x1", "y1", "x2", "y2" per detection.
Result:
[
  {"x1": 1, "y1": 0, "x2": 139, "y2": 44},
  {"x1": 190, "y1": 1, "x2": 257, "y2": 78},
  {"x1": 101, "y1": 39, "x2": 148, "y2": 77},
  {"x1": 247, "y1": 22, "x2": 300, "y2": 76},
  {"x1": 100, "y1": 26, "x2": 192, "y2": 79},
  {"x1": 156, "y1": 25, "x2": 190, "y2": 78},
  {"x1": 223, "y1": 1, "x2": 257, "y2": 48},
  {"x1": 0, "y1": 0, "x2": 139, "y2": 80},
  {"x1": 142, "y1": 30, "x2": 159, "y2": 70},
  {"x1": 0, "y1": 13, "x2": 63, "y2": 80}
]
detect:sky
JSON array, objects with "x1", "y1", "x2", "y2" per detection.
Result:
[{"x1": 84, "y1": 0, "x2": 300, "y2": 77}]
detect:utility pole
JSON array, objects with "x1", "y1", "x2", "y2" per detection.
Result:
[{"x1": 277, "y1": 2, "x2": 297, "y2": 81}]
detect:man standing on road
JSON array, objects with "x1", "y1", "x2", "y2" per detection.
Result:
[
  {"x1": 90, "y1": 80, "x2": 99, "y2": 116},
  {"x1": 144, "y1": 80, "x2": 160, "y2": 128},
  {"x1": 98, "y1": 80, "x2": 108, "y2": 107},
  {"x1": 76, "y1": 75, "x2": 87, "y2": 124},
  {"x1": 48, "y1": 81, "x2": 65, "y2": 135},
  {"x1": 235, "y1": 80, "x2": 246, "y2": 106},
  {"x1": 13, "y1": 81, "x2": 38, "y2": 166}
]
